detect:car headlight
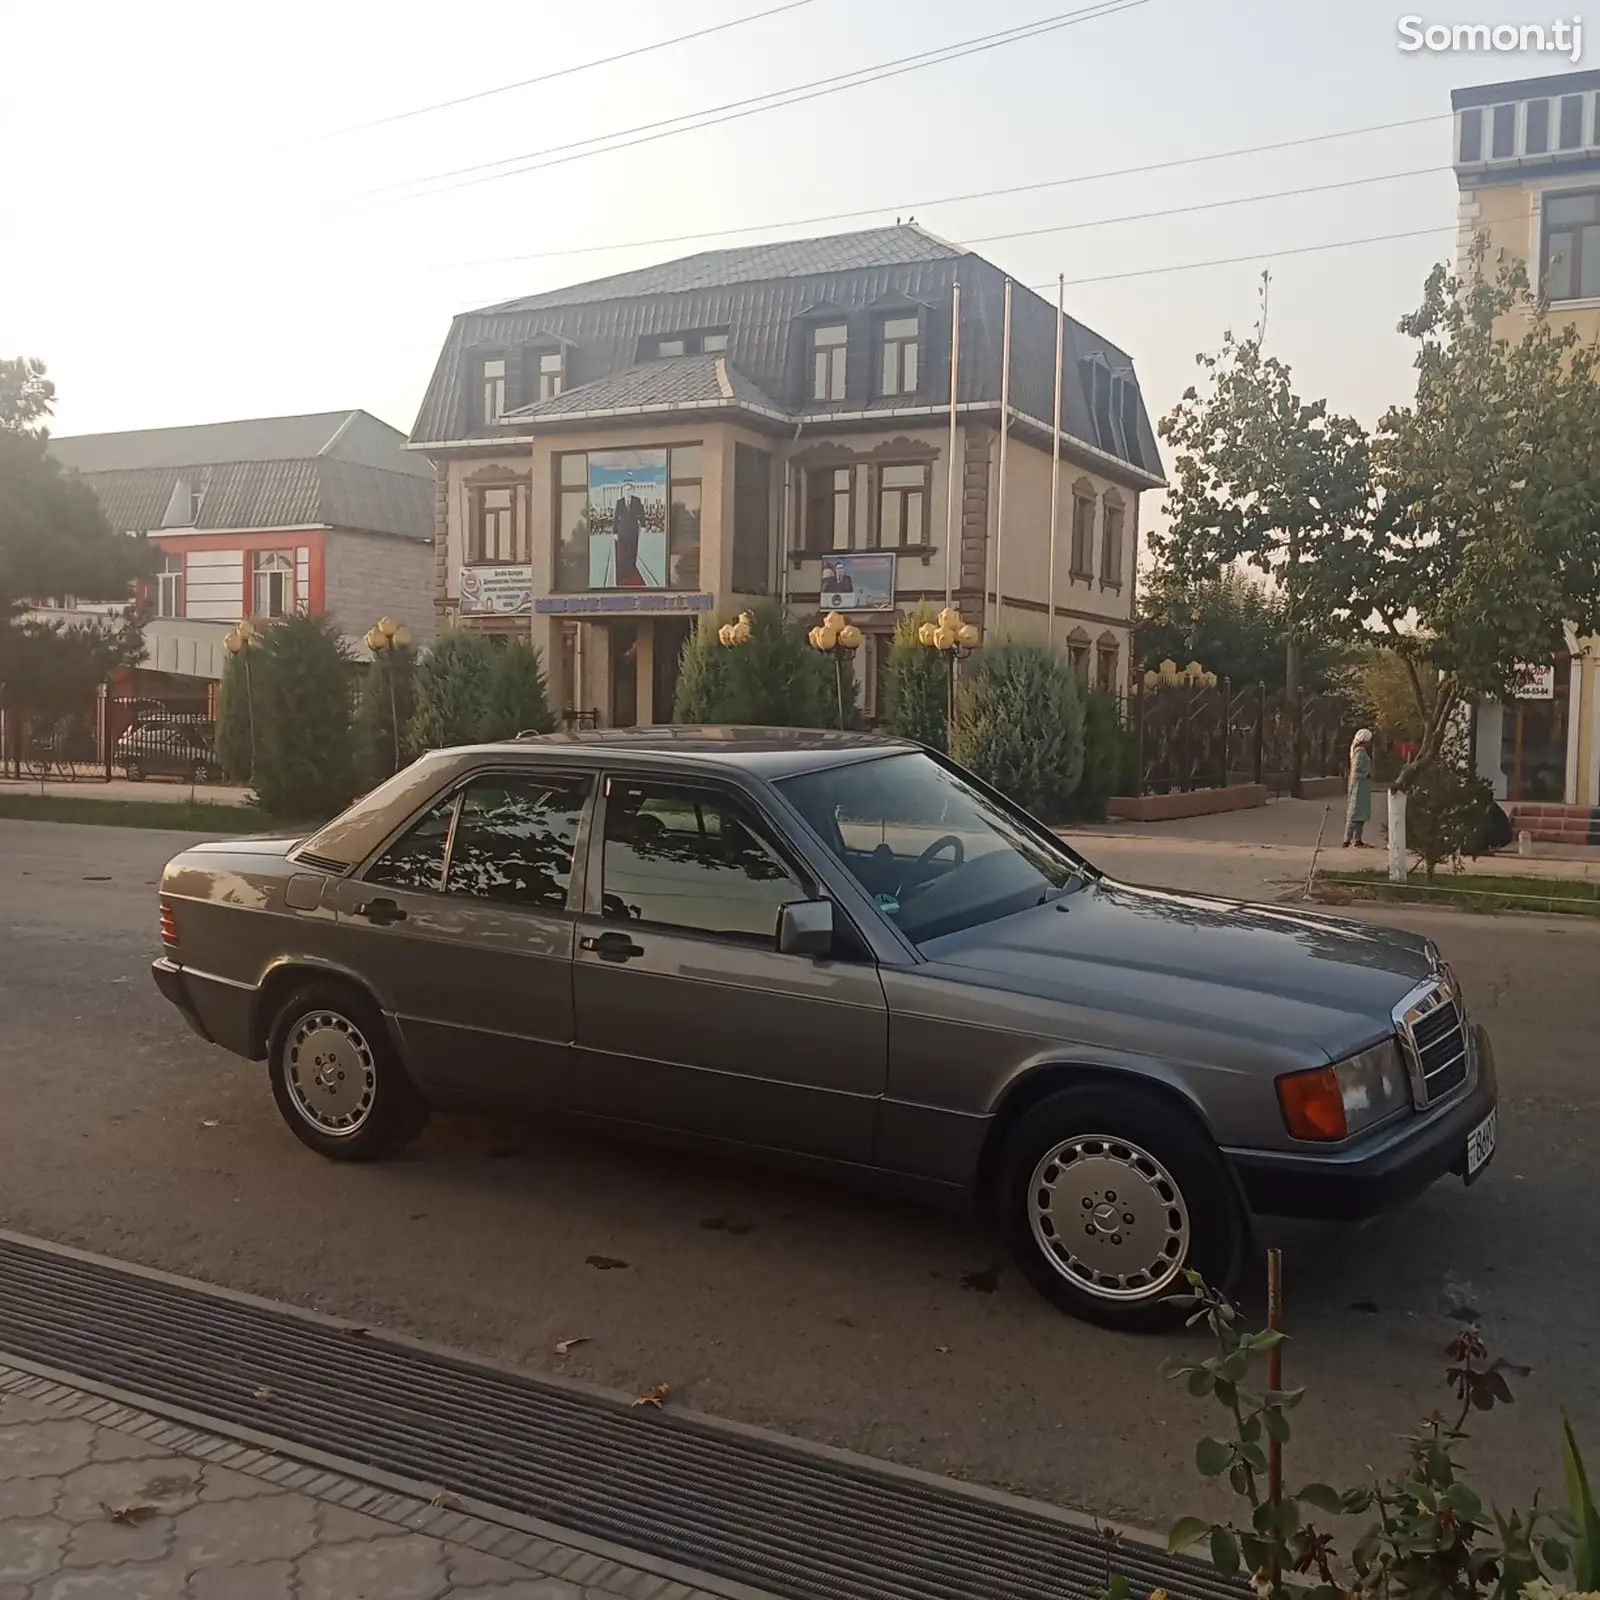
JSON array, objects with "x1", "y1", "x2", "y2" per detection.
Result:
[{"x1": 1277, "y1": 1039, "x2": 1411, "y2": 1142}]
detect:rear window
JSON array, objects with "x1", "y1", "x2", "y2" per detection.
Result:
[{"x1": 293, "y1": 756, "x2": 457, "y2": 871}]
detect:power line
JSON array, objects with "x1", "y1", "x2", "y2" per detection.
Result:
[
  {"x1": 1030, "y1": 223, "x2": 1458, "y2": 291},
  {"x1": 369, "y1": 0, "x2": 1149, "y2": 203},
  {"x1": 443, "y1": 111, "x2": 1450, "y2": 269},
  {"x1": 335, "y1": 0, "x2": 817, "y2": 134}
]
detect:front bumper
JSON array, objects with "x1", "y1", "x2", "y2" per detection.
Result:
[{"x1": 1225, "y1": 1023, "x2": 1498, "y2": 1221}]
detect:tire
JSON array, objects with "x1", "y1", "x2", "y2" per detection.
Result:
[
  {"x1": 265, "y1": 981, "x2": 430, "y2": 1162},
  {"x1": 124, "y1": 759, "x2": 145, "y2": 781},
  {"x1": 994, "y1": 1082, "x2": 1245, "y2": 1332}
]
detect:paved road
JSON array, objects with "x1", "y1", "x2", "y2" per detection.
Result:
[{"x1": 2, "y1": 817, "x2": 1595, "y2": 1530}]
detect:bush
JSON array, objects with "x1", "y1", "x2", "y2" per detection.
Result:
[
  {"x1": 214, "y1": 646, "x2": 257, "y2": 783},
  {"x1": 354, "y1": 643, "x2": 417, "y2": 789},
  {"x1": 1065, "y1": 688, "x2": 1127, "y2": 822},
  {"x1": 250, "y1": 615, "x2": 356, "y2": 821},
  {"x1": 880, "y1": 608, "x2": 949, "y2": 751},
  {"x1": 673, "y1": 600, "x2": 844, "y2": 728},
  {"x1": 479, "y1": 641, "x2": 556, "y2": 742},
  {"x1": 408, "y1": 629, "x2": 496, "y2": 752},
  {"x1": 952, "y1": 641, "x2": 1085, "y2": 822},
  {"x1": 1406, "y1": 744, "x2": 1496, "y2": 880}
]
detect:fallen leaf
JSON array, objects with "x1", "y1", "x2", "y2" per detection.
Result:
[
  {"x1": 201, "y1": 1120, "x2": 219, "y2": 1129},
  {"x1": 586, "y1": 1255, "x2": 629, "y2": 1271},
  {"x1": 251, "y1": 1386, "x2": 274, "y2": 1402},
  {"x1": 428, "y1": 1489, "x2": 462, "y2": 1510},
  {"x1": 632, "y1": 1383, "x2": 669, "y2": 1409},
  {"x1": 935, "y1": 1345, "x2": 951, "y2": 1355},
  {"x1": 554, "y1": 1337, "x2": 589, "y2": 1356},
  {"x1": 102, "y1": 1499, "x2": 160, "y2": 1524}
]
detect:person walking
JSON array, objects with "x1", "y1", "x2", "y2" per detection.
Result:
[{"x1": 1343, "y1": 727, "x2": 1374, "y2": 847}]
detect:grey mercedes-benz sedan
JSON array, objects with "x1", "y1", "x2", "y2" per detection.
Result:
[{"x1": 153, "y1": 728, "x2": 1497, "y2": 1329}]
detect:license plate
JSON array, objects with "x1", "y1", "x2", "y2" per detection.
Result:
[{"x1": 1466, "y1": 1108, "x2": 1497, "y2": 1180}]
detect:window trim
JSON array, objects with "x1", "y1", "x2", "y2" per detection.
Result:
[
  {"x1": 536, "y1": 348, "x2": 565, "y2": 401},
  {"x1": 878, "y1": 313, "x2": 921, "y2": 398},
  {"x1": 872, "y1": 459, "x2": 932, "y2": 550},
  {"x1": 1099, "y1": 492, "x2": 1126, "y2": 590},
  {"x1": 802, "y1": 461, "x2": 857, "y2": 554},
  {"x1": 1068, "y1": 482, "x2": 1097, "y2": 580},
  {"x1": 810, "y1": 322, "x2": 849, "y2": 403},
  {"x1": 480, "y1": 354, "x2": 510, "y2": 426},
  {"x1": 251, "y1": 548, "x2": 297, "y2": 619},
  {"x1": 467, "y1": 477, "x2": 530, "y2": 565},
  {"x1": 156, "y1": 552, "x2": 184, "y2": 619},
  {"x1": 584, "y1": 770, "x2": 817, "y2": 945},
  {"x1": 1540, "y1": 186, "x2": 1600, "y2": 302}
]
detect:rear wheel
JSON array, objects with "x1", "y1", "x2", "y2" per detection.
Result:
[
  {"x1": 266, "y1": 981, "x2": 429, "y2": 1161},
  {"x1": 124, "y1": 758, "x2": 145, "y2": 781},
  {"x1": 995, "y1": 1083, "x2": 1244, "y2": 1331}
]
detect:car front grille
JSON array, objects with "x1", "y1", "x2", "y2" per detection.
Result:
[{"x1": 1402, "y1": 985, "x2": 1470, "y2": 1105}]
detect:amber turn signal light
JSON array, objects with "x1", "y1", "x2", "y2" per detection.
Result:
[
  {"x1": 159, "y1": 905, "x2": 178, "y2": 948},
  {"x1": 1276, "y1": 1065, "x2": 1348, "y2": 1141}
]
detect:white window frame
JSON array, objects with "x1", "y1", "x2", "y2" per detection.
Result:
[
  {"x1": 482, "y1": 356, "x2": 508, "y2": 424},
  {"x1": 252, "y1": 549, "x2": 296, "y2": 619},
  {"x1": 156, "y1": 553, "x2": 184, "y2": 618}
]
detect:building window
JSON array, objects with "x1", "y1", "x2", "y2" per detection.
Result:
[
  {"x1": 732, "y1": 444, "x2": 771, "y2": 595},
  {"x1": 1096, "y1": 644, "x2": 1120, "y2": 695},
  {"x1": 1491, "y1": 103, "x2": 1516, "y2": 160},
  {"x1": 880, "y1": 316, "x2": 919, "y2": 396},
  {"x1": 1069, "y1": 485, "x2": 1096, "y2": 578},
  {"x1": 1458, "y1": 106, "x2": 1483, "y2": 163},
  {"x1": 1100, "y1": 495, "x2": 1125, "y2": 587},
  {"x1": 551, "y1": 447, "x2": 700, "y2": 592},
  {"x1": 805, "y1": 465, "x2": 854, "y2": 551},
  {"x1": 482, "y1": 357, "x2": 508, "y2": 424},
  {"x1": 669, "y1": 445, "x2": 702, "y2": 588},
  {"x1": 469, "y1": 481, "x2": 528, "y2": 564},
  {"x1": 156, "y1": 553, "x2": 184, "y2": 619},
  {"x1": 1559, "y1": 93, "x2": 1585, "y2": 150},
  {"x1": 876, "y1": 462, "x2": 929, "y2": 548},
  {"x1": 1526, "y1": 98, "x2": 1551, "y2": 156},
  {"x1": 644, "y1": 331, "x2": 728, "y2": 359},
  {"x1": 251, "y1": 550, "x2": 295, "y2": 619},
  {"x1": 1542, "y1": 190, "x2": 1600, "y2": 301},
  {"x1": 656, "y1": 337, "x2": 687, "y2": 358},
  {"x1": 1067, "y1": 641, "x2": 1090, "y2": 684},
  {"x1": 811, "y1": 324, "x2": 847, "y2": 402},
  {"x1": 701, "y1": 331, "x2": 729, "y2": 353},
  {"x1": 538, "y1": 351, "x2": 564, "y2": 400}
]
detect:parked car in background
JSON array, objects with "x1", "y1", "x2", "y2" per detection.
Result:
[
  {"x1": 116, "y1": 713, "x2": 222, "y2": 784},
  {"x1": 150, "y1": 728, "x2": 1497, "y2": 1330}
]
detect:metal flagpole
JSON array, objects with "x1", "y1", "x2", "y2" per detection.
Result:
[
  {"x1": 1047, "y1": 272, "x2": 1064, "y2": 651},
  {"x1": 944, "y1": 278, "x2": 961, "y2": 611},
  {"x1": 993, "y1": 278, "x2": 1012, "y2": 637}
]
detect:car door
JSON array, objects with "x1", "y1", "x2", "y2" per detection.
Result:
[
  {"x1": 327, "y1": 767, "x2": 593, "y2": 1110},
  {"x1": 569, "y1": 772, "x2": 888, "y2": 1164}
]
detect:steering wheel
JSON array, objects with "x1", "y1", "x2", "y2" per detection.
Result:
[{"x1": 898, "y1": 833, "x2": 965, "y2": 898}]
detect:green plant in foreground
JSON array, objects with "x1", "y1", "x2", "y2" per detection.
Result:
[{"x1": 1154, "y1": 1272, "x2": 1596, "y2": 1600}]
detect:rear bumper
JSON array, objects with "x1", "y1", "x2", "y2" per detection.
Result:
[
  {"x1": 1225, "y1": 1024, "x2": 1498, "y2": 1221},
  {"x1": 151, "y1": 958, "x2": 259, "y2": 1058}
]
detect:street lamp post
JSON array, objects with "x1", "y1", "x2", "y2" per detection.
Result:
[
  {"x1": 222, "y1": 617, "x2": 262, "y2": 779},
  {"x1": 807, "y1": 611, "x2": 862, "y2": 730},
  {"x1": 917, "y1": 605, "x2": 980, "y2": 744},
  {"x1": 363, "y1": 616, "x2": 413, "y2": 775}
]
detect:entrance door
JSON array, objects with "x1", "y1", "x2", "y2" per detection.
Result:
[
  {"x1": 1501, "y1": 672, "x2": 1570, "y2": 801},
  {"x1": 569, "y1": 774, "x2": 888, "y2": 1163},
  {"x1": 610, "y1": 623, "x2": 638, "y2": 727},
  {"x1": 652, "y1": 618, "x2": 692, "y2": 725}
]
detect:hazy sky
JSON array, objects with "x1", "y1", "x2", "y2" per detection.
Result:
[{"x1": 1, "y1": 0, "x2": 1584, "y2": 461}]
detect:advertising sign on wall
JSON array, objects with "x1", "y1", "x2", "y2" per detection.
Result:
[
  {"x1": 819, "y1": 553, "x2": 896, "y2": 612},
  {"x1": 587, "y1": 449, "x2": 668, "y2": 589},
  {"x1": 1514, "y1": 663, "x2": 1556, "y2": 699},
  {"x1": 459, "y1": 565, "x2": 534, "y2": 616}
]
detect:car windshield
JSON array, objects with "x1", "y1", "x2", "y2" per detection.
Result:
[{"x1": 777, "y1": 752, "x2": 1089, "y2": 946}]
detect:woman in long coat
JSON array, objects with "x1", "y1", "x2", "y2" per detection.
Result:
[{"x1": 1343, "y1": 727, "x2": 1374, "y2": 847}]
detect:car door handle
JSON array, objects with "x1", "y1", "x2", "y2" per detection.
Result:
[
  {"x1": 581, "y1": 931, "x2": 644, "y2": 962},
  {"x1": 356, "y1": 897, "x2": 407, "y2": 926}
]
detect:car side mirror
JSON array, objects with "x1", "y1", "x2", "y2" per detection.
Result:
[{"x1": 777, "y1": 898, "x2": 834, "y2": 958}]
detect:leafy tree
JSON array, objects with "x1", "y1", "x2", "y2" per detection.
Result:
[
  {"x1": 952, "y1": 641, "x2": 1085, "y2": 822},
  {"x1": 0, "y1": 357, "x2": 151, "y2": 764},
  {"x1": 673, "y1": 600, "x2": 841, "y2": 727},
  {"x1": 1348, "y1": 644, "x2": 1439, "y2": 749},
  {"x1": 354, "y1": 642, "x2": 418, "y2": 787},
  {"x1": 214, "y1": 645, "x2": 258, "y2": 784},
  {"x1": 1317, "y1": 242, "x2": 1600, "y2": 791},
  {"x1": 478, "y1": 640, "x2": 556, "y2": 742},
  {"x1": 409, "y1": 628, "x2": 496, "y2": 751},
  {"x1": 250, "y1": 615, "x2": 356, "y2": 821},
  {"x1": 1137, "y1": 566, "x2": 1347, "y2": 692},
  {"x1": 880, "y1": 608, "x2": 949, "y2": 750},
  {"x1": 1155, "y1": 294, "x2": 1370, "y2": 741}
]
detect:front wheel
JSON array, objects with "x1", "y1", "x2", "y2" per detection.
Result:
[
  {"x1": 995, "y1": 1083, "x2": 1245, "y2": 1331},
  {"x1": 266, "y1": 982, "x2": 429, "y2": 1161}
]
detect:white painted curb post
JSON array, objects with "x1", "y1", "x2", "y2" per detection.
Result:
[{"x1": 1388, "y1": 788, "x2": 1408, "y2": 883}]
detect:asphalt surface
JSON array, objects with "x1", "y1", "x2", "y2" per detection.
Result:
[{"x1": 1, "y1": 816, "x2": 1595, "y2": 1530}]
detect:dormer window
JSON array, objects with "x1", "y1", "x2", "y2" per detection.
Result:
[
  {"x1": 481, "y1": 357, "x2": 508, "y2": 425},
  {"x1": 1560, "y1": 93, "x2": 1586, "y2": 150},
  {"x1": 702, "y1": 331, "x2": 729, "y2": 353},
  {"x1": 656, "y1": 337, "x2": 687, "y2": 358},
  {"x1": 161, "y1": 477, "x2": 203, "y2": 528},
  {"x1": 538, "y1": 350, "x2": 564, "y2": 400},
  {"x1": 879, "y1": 315, "x2": 919, "y2": 396},
  {"x1": 641, "y1": 330, "x2": 728, "y2": 359},
  {"x1": 812, "y1": 323, "x2": 847, "y2": 401}
]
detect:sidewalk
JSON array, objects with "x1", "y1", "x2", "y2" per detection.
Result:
[
  {"x1": 0, "y1": 777, "x2": 251, "y2": 806},
  {"x1": 0, "y1": 1368, "x2": 733, "y2": 1600}
]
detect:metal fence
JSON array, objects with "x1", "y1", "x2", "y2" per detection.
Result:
[
  {"x1": 1132, "y1": 679, "x2": 1354, "y2": 797},
  {"x1": 1, "y1": 692, "x2": 220, "y2": 784}
]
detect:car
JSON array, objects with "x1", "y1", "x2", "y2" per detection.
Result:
[
  {"x1": 151, "y1": 728, "x2": 1497, "y2": 1330},
  {"x1": 116, "y1": 716, "x2": 222, "y2": 784}
]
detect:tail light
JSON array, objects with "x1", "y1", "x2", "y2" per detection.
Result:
[{"x1": 159, "y1": 905, "x2": 178, "y2": 949}]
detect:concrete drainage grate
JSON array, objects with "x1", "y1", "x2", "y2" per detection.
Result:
[{"x1": 0, "y1": 1235, "x2": 1238, "y2": 1600}]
